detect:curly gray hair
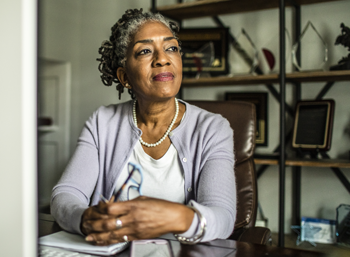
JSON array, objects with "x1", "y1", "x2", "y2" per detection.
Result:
[{"x1": 97, "y1": 8, "x2": 181, "y2": 99}]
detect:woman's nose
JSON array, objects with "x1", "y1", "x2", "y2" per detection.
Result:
[{"x1": 153, "y1": 50, "x2": 170, "y2": 67}]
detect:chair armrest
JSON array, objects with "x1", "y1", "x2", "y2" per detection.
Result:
[{"x1": 237, "y1": 227, "x2": 272, "y2": 245}]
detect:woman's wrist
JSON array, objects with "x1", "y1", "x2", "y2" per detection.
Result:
[
  {"x1": 174, "y1": 205, "x2": 207, "y2": 244},
  {"x1": 169, "y1": 204, "x2": 195, "y2": 234}
]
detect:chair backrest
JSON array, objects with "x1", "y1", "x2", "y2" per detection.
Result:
[{"x1": 187, "y1": 100, "x2": 258, "y2": 232}]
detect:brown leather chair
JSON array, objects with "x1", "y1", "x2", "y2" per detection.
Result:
[{"x1": 187, "y1": 100, "x2": 271, "y2": 245}]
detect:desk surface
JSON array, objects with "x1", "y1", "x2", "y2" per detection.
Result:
[{"x1": 39, "y1": 213, "x2": 327, "y2": 257}]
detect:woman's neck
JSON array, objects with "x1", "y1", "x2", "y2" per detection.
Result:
[{"x1": 135, "y1": 98, "x2": 177, "y2": 128}]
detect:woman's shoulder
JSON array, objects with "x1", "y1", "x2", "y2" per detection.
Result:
[{"x1": 92, "y1": 100, "x2": 132, "y2": 119}]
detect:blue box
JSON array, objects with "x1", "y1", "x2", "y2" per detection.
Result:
[{"x1": 301, "y1": 217, "x2": 336, "y2": 244}]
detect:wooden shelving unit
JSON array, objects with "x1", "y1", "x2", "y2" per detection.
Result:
[
  {"x1": 271, "y1": 233, "x2": 350, "y2": 257},
  {"x1": 156, "y1": 0, "x2": 341, "y2": 20},
  {"x1": 181, "y1": 70, "x2": 350, "y2": 87},
  {"x1": 255, "y1": 158, "x2": 350, "y2": 168},
  {"x1": 156, "y1": 0, "x2": 350, "y2": 248}
]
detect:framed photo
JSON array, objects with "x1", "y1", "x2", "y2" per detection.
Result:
[
  {"x1": 292, "y1": 100, "x2": 335, "y2": 151},
  {"x1": 225, "y1": 92, "x2": 268, "y2": 147},
  {"x1": 178, "y1": 27, "x2": 229, "y2": 77}
]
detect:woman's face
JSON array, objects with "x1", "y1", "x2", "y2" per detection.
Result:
[{"x1": 119, "y1": 21, "x2": 182, "y2": 102}]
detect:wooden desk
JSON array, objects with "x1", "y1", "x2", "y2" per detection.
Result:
[{"x1": 39, "y1": 213, "x2": 327, "y2": 257}]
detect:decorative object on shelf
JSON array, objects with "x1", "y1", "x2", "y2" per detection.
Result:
[
  {"x1": 261, "y1": 48, "x2": 275, "y2": 71},
  {"x1": 258, "y1": 28, "x2": 291, "y2": 74},
  {"x1": 291, "y1": 217, "x2": 337, "y2": 246},
  {"x1": 330, "y1": 23, "x2": 350, "y2": 71},
  {"x1": 292, "y1": 100, "x2": 335, "y2": 156},
  {"x1": 178, "y1": 27, "x2": 229, "y2": 78},
  {"x1": 193, "y1": 42, "x2": 215, "y2": 79},
  {"x1": 336, "y1": 204, "x2": 350, "y2": 248},
  {"x1": 225, "y1": 92, "x2": 268, "y2": 147},
  {"x1": 292, "y1": 21, "x2": 328, "y2": 71},
  {"x1": 230, "y1": 28, "x2": 259, "y2": 75},
  {"x1": 301, "y1": 217, "x2": 336, "y2": 245}
]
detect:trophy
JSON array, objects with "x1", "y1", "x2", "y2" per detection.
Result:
[
  {"x1": 229, "y1": 28, "x2": 259, "y2": 75},
  {"x1": 193, "y1": 42, "x2": 215, "y2": 78},
  {"x1": 258, "y1": 28, "x2": 291, "y2": 74},
  {"x1": 292, "y1": 21, "x2": 328, "y2": 71}
]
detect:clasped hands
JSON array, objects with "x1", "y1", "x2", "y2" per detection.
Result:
[{"x1": 80, "y1": 196, "x2": 194, "y2": 246}]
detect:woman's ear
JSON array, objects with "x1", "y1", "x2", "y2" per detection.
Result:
[{"x1": 116, "y1": 67, "x2": 131, "y2": 89}]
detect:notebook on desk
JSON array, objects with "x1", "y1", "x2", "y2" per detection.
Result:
[{"x1": 39, "y1": 231, "x2": 129, "y2": 256}]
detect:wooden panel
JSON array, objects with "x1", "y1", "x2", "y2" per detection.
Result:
[
  {"x1": 181, "y1": 70, "x2": 350, "y2": 87},
  {"x1": 254, "y1": 158, "x2": 350, "y2": 168},
  {"x1": 156, "y1": 0, "x2": 341, "y2": 20},
  {"x1": 254, "y1": 159, "x2": 279, "y2": 166},
  {"x1": 271, "y1": 233, "x2": 350, "y2": 257},
  {"x1": 287, "y1": 70, "x2": 350, "y2": 83},
  {"x1": 182, "y1": 74, "x2": 279, "y2": 87}
]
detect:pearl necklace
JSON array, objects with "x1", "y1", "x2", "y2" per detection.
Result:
[{"x1": 133, "y1": 98, "x2": 179, "y2": 147}]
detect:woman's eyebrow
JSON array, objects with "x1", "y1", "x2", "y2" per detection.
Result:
[
  {"x1": 163, "y1": 36, "x2": 177, "y2": 42},
  {"x1": 133, "y1": 39, "x2": 152, "y2": 46},
  {"x1": 133, "y1": 37, "x2": 177, "y2": 47}
]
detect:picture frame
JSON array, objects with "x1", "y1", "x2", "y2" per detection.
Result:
[
  {"x1": 225, "y1": 92, "x2": 268, "y2": 146},
  {"x1": 178, "y1": 27, "x2": 229, "y2": 77},
  {"x1": 292, "y1": 100, "x2": 335, "y2": 151}
]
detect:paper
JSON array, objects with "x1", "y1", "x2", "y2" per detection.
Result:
[{"x1": 39, "y1": 231, "x2": 129, "y2": 256}]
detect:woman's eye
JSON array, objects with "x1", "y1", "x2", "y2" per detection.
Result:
[
  {"x1": 138, "y1": 49, "x2": 151, "y2": 55},
  {"x1": 167, "y1": 46, "x2": 178, "y2": 52}
]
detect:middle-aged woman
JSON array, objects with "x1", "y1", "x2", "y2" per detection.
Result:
[{"x1": 51, "y1": 8, "x2": 236, "y2": 246}]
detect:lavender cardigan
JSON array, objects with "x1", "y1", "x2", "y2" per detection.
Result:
[{"x1": 51, "y1": 99, "x2": 236, "y2": 242}]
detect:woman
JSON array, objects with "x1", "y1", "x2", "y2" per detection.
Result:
[{"x1": 51, "y1": 8, "x2": 236, "y2": 246}]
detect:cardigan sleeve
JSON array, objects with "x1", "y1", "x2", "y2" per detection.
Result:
[
  {"x1": 192, "y1": 118, "x2": 236, "y2": 242},
  {"x1": 50, "y1": 112, "x2": 100, "y2": 235}
]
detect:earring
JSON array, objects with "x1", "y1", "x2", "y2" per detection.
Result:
[{"x1": 125, "y1": 83, "x2": 131, "y2": 89}]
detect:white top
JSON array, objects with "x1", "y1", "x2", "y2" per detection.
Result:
[
  {"x1": 115, "y1": 141, "x2": 185, "y2": 203},
  {"x1": 115, "y1": 111, "x2": 200, "y2": 238},
  {"x1": 116, "y1": 142, "x2": 199, "y2": 238}
]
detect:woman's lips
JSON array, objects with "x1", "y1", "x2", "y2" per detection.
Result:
[{"x1": 153, "y1": 72, "x2": 174, "y2": 82}]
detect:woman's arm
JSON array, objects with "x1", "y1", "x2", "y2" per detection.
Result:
[
  {"x1": 188, "y1": 117, "x2": 236, "y2": 241},
  {"x1": 51, "y1": 113, "x2": 100, "y2": 234}
]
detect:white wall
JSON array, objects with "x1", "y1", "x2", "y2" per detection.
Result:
[
  {"x1": 0, "y1": 0, "x2": 37, "y2": 256},
  {"x1": 39, "y1": 0, "x2": 152, "y2": 154},
  {"x1": 39, "y1": 0, "x2": 350, "y2": 234}
]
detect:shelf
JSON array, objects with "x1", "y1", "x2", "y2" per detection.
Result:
[
  {"x1": 181, "y1": 70, "x2": 350, "y2": 87},
  {"x1": 271, "y1": 233, "x2": 350, "y2": 257},
  {"x1": 287, "y1": 70, "x2": 350, "y2": 83},
  {"x1": 38, "y1": 125, "x2": 58, "y2": 132},
  {"x1": 254, "y1": 158, "x2": 350, "y2": 168},
  {"x1": 156, "y1": 0, "x2": 341, "y2": 20},
  {"x1": 182, "y1": 74, "x2": 278, "y2": 87}
]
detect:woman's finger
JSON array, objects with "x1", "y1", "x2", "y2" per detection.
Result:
[
  {"x1": 83, "y1": 205, "x2": 110, "y2": 220},
  {"x1": 86, "y1": 228, "x2": 135, "y2": 245},
  {"x1": 97, "y1": 200, "x2": 132, "y2": 216},
  {"x1": 83, "y1": 217, "x2": 125, "y2": 233},
  {"x1": 81, "y1": 205, "x2": 114, "y2": 235}
]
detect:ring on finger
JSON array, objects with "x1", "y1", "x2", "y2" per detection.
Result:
[
  {"x1": 123, "y1": 235, "x2": 128, "y2": 242},
  {"x1": 116, "y1": 219, "x2": 122, "y2": 229}
]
